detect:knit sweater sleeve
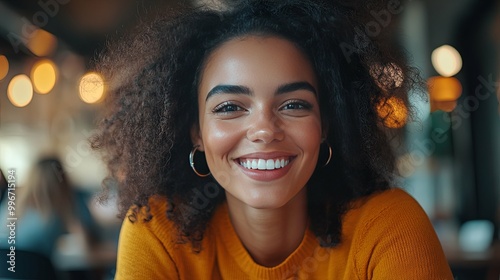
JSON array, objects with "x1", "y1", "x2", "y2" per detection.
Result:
[
  {"x1": 353, "y1": 189, "x2": 453, "y2": 280},
  {"x1": 114, "y1": 199, "x2": 180, "y2": 280}
]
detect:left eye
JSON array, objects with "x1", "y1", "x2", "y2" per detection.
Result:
[
  {"x1": 280, "y1": 101, "x2": 312, "y2": 111},
  {"x1": 216, "y1": 104, "x2": 242, "y2": 112},
  {"x1": 282, "y1": 103, "x2": 305, "y2": 110},
  {"x1": 212, "y1": 102, "x2": 245, "y2": 114}
]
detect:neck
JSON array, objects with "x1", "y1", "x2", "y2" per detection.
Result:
[{"x1": 226, "y1": 188, "x2": 308, "y2": 267}]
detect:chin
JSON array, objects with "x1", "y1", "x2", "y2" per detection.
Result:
[{"x1": 237, "y1": 186, "x2": 304, "y2": 210}]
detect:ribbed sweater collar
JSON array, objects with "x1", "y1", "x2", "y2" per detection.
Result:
[{"x1": 213, "y1": 202, "x2": 319, "y2": 279}]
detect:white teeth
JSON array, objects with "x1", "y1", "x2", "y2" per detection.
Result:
[
  {"x1": 258, "y1": 159, "x2": 266, "y2": 170},
  {"x1": 239, "y1": 158, "x2": 290, "y2": 170},
  {"x1": 266, "y1": 159, "x2": 275, "y2": 170}
]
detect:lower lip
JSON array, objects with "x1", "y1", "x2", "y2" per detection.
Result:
[{"x1": 236, "y1": 160, "x2": 294, "y2": 182}]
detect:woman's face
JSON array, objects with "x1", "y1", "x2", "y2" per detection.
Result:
[{"x1": 193, "y1": 35, "x2": 322, "y2": 209}]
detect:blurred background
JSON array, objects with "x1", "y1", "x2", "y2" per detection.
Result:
[{"x1": 0, "y1": 0, "x2": 498, "y2": 279}]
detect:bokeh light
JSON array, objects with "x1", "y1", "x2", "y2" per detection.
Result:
[
  {"x1": 27, "y1": 29, "x2": 58, "y2": 57},
  {"x1": 79, "y1": 72, "x2": 105, "y2": 104},
  {"x1": 431, "y1": 45, "x2": 463, "y2": 77},
  {"x1": 0, "y1": 55, "x2": 9, "y2": 80},
  {"x1": 428, "y1": 76, "x2": 462, "y2": 101},
  {"x1": 31, "y1": 59, "x2": 58, "y2": 94},
  {"x1": 370, "y1": 63, "x2": 404, "y2": 91},
  {"x1": 430, "y1": 100, "x2": 458, "y2": 113},
  {"x1": 376, "y1": 96, "x2": 408, "y2": 129},
  {"x1": 428, "y1": 63, "x2": 463, "y2": 113},
  {"x1": 7, "y1": 74, "x2": 34, "y2": 107}
]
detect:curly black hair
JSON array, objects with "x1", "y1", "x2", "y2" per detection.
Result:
[{"x1": 92, "y1": 0, "x2": 420, "y2": 250}]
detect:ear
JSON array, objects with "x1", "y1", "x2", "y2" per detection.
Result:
[{"x1": 190, "y1": 125, "x2": 205, "y2": 151}]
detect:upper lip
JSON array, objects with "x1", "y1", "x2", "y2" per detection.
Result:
[{"x1": 235, "y1": 152, "x2": 296, "y2": 160}]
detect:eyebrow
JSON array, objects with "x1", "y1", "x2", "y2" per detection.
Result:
[
  {"x1": 206, "y1": 85, "x2": 251, "y2": 101},
  {"x1": 276, "y1": 82, "x2": 317, "y2": 95},
  {"x1": 205, "y1": 81, "x2": 316, "y2": 101}
]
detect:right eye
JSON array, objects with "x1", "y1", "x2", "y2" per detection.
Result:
[{"x1": 212, "y1": 102, "x2": 245, "y2": 114}]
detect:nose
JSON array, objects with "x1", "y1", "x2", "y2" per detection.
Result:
[{"x1": 246, "y1": 110, "x2": 284, "y2": 143}]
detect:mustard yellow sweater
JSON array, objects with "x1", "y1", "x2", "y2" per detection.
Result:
[{"x1": 115, "y1": 188, "x2": 453, "y2": 279}]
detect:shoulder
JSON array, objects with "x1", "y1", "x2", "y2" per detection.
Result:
[
  {"x1": 354, "y1": 187, "x2": 424, "y2": 218},
  {"x1": 345, "y1": 188, "x2": 427, "y2": 224},
  {"x1": 361, "y1": 187, "x2": 419, "y2": 207},
  {"x1": 116, "y1": 195, "x2": 181, "y2": 279},
  {"x1": 347, "y1": 188, "x2": 434, "y2": 241},
  {"x1": 119, "y1": 195, "x2": 179, "y2": 250},
  {"x1": 116, "y1": 196, "x2": 220, "y2": 279},
  {"x1": 345, "y1": 188, "x2": 453, "y2": 279}
]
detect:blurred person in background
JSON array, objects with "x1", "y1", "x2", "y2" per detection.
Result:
[{"x1": 0, "y1": 157, "x2": 99, "y2": 258}]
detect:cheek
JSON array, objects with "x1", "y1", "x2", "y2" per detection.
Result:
[
  {"x1": 290, "y1": 119, "x2": 323, "y2": 152},
  {"x1": 202, "y1": 121, "x2": 243, "y2": 160},
  {"x1": 304, "y1": 135, "x2": 322, "y2": 161},
  {"x1": 200, "y1": 121, "x2": 244, "y2": 188}
]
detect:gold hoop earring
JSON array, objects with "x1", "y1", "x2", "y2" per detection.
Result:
[
  {"x1": 323, "y1": 142, "x2": 332, "y2": 167},
  {"x1": 189, "y1": 145, "x2": 211, "y2": 177}
]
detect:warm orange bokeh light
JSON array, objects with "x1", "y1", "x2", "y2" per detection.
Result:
[
  {"x1": 428, "y1": 76, "x2": 462, "y2": 113},
  {"x1": 428, "y1": 76, "x2": 462, "y2": 102},
  {"x1": 430, "y1": 100, "x2": 458, "y2": 112},
  {"x1": 79, "y1": 72, "x2": 105, "y2": 104},
  {"x1": 0, "y1": 55, "x2": 9, "y2": 80},
  {"x1": 27, "y1": 29, "x2": 58, "y2": 57},
  {"x1": 7, "y1": 74, "x2": 34, "y2": 107},
  {"x1": 31, "y1": 60, "x2": 58, "y2": 94},
  {"x1": 376, "y1": 96, "x2": 408, "y2": 129}
]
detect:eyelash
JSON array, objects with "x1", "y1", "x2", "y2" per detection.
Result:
[
  {"x1": 212, "y1": 102, "x2": 244, "y2": 114},
  {"x1": 280, "y1": 100, "x2": 313, "y2": 111},
  {"x1": 211, "y1": 99, "x2": 313, "y2": 114}
]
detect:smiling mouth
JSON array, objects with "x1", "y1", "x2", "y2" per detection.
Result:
[{"x1": 238, "y1": 158, "x2": 291, "y2": 170}]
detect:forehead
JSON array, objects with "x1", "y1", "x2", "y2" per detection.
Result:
[{"x1": 198, "y1": 35, "x2": 317, "y2": 93}]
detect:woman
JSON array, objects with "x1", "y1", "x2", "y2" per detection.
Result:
[
  {"x1": 92, "y1": 0, "x2": 454, "y2": 278},
  {"x1": 0, "y1": 158, "x2": 98, "y2": 258}
]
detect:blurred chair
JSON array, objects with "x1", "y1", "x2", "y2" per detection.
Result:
[{"x1": 0, "y1": 249, "x2": 58, "y2": 280}]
